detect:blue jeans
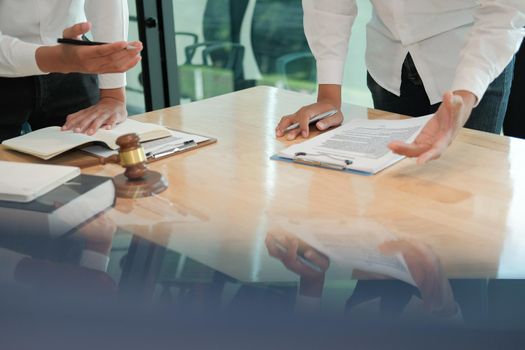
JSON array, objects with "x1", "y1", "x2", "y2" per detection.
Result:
[{"x1": 367, "y1": 54, "x2": 515, "y2": 134}]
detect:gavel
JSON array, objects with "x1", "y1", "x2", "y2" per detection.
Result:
[{"x1": 111, "y1": 133, "x2": 168, "y2": 198}]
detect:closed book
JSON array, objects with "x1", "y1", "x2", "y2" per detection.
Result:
[
  {"x1": 0, "y1": 174, "x2": 115, "y2": 237},
  {"x1": 0, "y1": 161, "x2": 81, "y2": 203}
]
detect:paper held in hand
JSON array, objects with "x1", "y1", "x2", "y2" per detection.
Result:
[
  {"x1": 1, "y1": 119, "x2": 172, "y2": 160},
  {"x1": 275, "y1": 114, "x2": 434, "y2": 175}
]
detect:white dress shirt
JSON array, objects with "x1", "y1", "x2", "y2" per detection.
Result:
[
  {"x1": 304, "y1": 0, "x2": 525, "y2": 105},
  {"x1": 0, "y1": 0, "x2": 129, "y2": 89}
]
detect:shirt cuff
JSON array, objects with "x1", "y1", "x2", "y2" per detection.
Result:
[
  {"x1": 316, "y1": 59, "x2": 345, "y2": 85},
  {"x1": 11, "y1": 41, "x2": 46, "y2": 76},
  {"x1": 0, "y1": 248, "x2": 29, "y2": 282},
  {"x1": 295, "y1": 293, "x2": 322, "y2": 314},
  {"x1": 98, "y1": 73, "x2": 127, "y2": 90},
  {"x1": 80, "y1": 249, "x2": 110, "y2": 272},
  {"x1": 450, "y1": 66, "x2": 492, "y2": 108}
]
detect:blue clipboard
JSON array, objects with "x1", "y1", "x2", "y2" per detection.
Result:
[{"x1": 270, "y1": 154, "x2": 373, "y2": 176}]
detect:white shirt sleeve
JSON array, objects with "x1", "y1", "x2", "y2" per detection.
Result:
[
  {"x1": 302, "y1": 0, "x2": 358, "y2": 85},
  {"x1": 0, "y1": 30, "x2": 45, "y2": 77},
  {"x1": 451, "y1": 0, "x2": 525, "y2": 105},
  {"x1": 84, "y1": 0, "x2": 129, "y2": 89}
]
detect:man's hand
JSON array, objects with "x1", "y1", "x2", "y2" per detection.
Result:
[
  {"x1": 36, "y1": 22, "x2": 142, "y2": 74},
  {"x1": 62, "y1": 87, "x2": 127, "y2": 135},
  {"x1": 388, "y1": 91, "x2": 477, "y2": 164},
  {"x1": 275, "y1": 84, "x2": 343, "y2": 140}
]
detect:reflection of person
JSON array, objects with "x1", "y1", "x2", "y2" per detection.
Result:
[
  {"x1": 266, "y1": 231, "x2": 462, "y2": 322},
  {"x1": 0, "y1": 1, "x2": 143, "y2": 142},
  {"x1": 0, "y1": 214, "x2": 117, "y2": 296},
  {"x1": 275, "y1": 1, "x2": 525, "y2": 164}
]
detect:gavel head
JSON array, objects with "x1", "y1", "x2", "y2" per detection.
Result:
[{"x1": 116, "y1": 133, "x2": 148, "y2": 180}]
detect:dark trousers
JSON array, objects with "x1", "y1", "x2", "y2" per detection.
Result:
[
  {"x1": 367, "y1": 54, "x2": 515, "y2": 134},
  {"x1": 503, "y1": 38, "x2": 525, "y2": 139},
  {"x1": 0, "y1": 73, "x2": 99, "y2": 142}
]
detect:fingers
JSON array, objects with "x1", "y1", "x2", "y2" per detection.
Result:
[
  {"x1": 275, "y1": 105, "x2": 342, "y2": 140},
  {"x1": 316, "y1": 112, "x2": 343, "y2": 131},
  {"x1": 63, "y1": 22, "x2": 91, "y2": 39},
  {"x1": 275, "y1": 115, "x2": 295, "y2": 137},
  {"x1": 62, "y1": 99, "x2": 126, "y2": 134},
  {"x1": 388, "y1": 140, "x2": 432, "y2": 158},
  {"x1": 303, "y1": 249, "x2": 330, "y2": 272}
]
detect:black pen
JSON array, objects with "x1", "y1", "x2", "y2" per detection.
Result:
[{"x1": 57, "y1": 38, "x2": 137, "y2": 50}]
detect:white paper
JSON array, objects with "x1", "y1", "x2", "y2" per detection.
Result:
[
  {"x1": 278, "y1": 114, "x2": 433, "y2": 174},
  {"x1": 272, "y1": 217, "x2": 416, "y2": 286},
  {"x1": 82, "y1": 129, "x2": 210, "y2": 158}
]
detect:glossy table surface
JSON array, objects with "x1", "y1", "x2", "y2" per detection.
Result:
[
  {"x1": 80, "y1": 86, "x2": 525, "y2": 282},
  {"x1": 1, "y1": 87, "x2": 525, "y2": 341}
]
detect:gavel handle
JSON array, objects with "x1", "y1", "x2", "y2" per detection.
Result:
[{"x1": 100, "y1": 154, "x2": 120, "y2": 165}]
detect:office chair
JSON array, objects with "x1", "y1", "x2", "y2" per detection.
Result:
[
  {"x1": 250, "y1": 0, "x2": 317, "y2": 93},
  {"x1": 176, "y1": 0, "x2": 250, "y2": 100}
]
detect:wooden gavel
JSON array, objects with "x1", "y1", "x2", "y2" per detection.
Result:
[
  {"x1": 95, "y1": 133, "x2": 147, "y2": 179},
  {"x1": 111, "y1": 133, "x2": 168, "y2": 198}
]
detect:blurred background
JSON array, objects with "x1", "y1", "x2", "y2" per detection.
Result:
[{"x1": 125, "y1": 0, "x2": 373, "y2": 115}]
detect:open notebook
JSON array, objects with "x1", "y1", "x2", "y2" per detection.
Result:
[{"x1": 2, "y1": 119, "x2": 171, "y2": 160}]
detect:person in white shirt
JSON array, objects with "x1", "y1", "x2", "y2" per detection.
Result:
[
  {"x1": 275, "y1": 0, "x2": 525, "y2": 164},
  {"x1": 0, "y1": 0, "x2": 142, "y2": 142}
]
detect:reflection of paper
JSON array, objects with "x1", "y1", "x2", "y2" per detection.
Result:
[
  {"x1": 274, "y1": 218, "x2": 416, "y2": 286},
  {"x1": 109, "y1": 196, "x2": 207, "y2": 228},
  {"x1": 278, "y1": 115, "x2": 433, "y2": 174},
  {"x1": 82, "y1": 129, "x2": 210, "y2": 158}
]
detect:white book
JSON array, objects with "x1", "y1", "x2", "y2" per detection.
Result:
[
  {"x1": 1, "y1": 119, "x2": 172, "y2": 160},
  {"x1": 276, "y1": 114, "x2": 433, "y2": 175},
  {"x1": 0, "y1": 161, "x2": 80, "y2": 203},
  {"x1": 0, "y1": 174, "x2": 115, "y2": 237}
]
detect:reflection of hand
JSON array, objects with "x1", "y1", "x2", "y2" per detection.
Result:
[
  {"x1": 36, "y1": 22, "x2": 142, "y2": 74},
  {"x1": 77, "y1": 213, "x2": 117, "y2": 255},
  {"x1": 379, "y1": 240, "x2": 458, "y2": 317},
  {"x1": 61, "y1": 88, "x2": 127, "y2": 135},
  {"x1": 265, "y1": 231, "x2": 329, "y2": 297},
  {"x1": 388, "y1": 91, "x2": 476, "y2": 164}
]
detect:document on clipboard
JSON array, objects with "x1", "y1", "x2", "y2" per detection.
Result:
[
  {"x1": 82, "y1": 129, "x2": 216, "y2": 162},
  {"x1": 273, "y1": 114, "x2": 433, "y2": 175}
]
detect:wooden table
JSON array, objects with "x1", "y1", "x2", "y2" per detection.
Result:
[{"x1": 3, "y1": 86, "x2": 525, "y2": 282}]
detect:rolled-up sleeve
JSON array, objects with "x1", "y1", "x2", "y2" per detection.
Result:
[
  {"x1": 85, "y1": 0, "x2": 129, "y2": 89},
  {"x1": 0, "y1": 30, "x2": 46, "y2": 77},
  {"x1": 303, "y1": 0, "x2": 358, "y2": 85},
  {"x1": 451, "y1": 0, "x2": 525, "y2": 106}
]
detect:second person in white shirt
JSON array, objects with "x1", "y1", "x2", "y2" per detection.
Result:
[{"x1": 275, "y1": 0, "x2": 525, "y2": 164}]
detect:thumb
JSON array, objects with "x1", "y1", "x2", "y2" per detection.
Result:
[
  {"x1": 316, "y1": 112, "x2": 343, "y2": 131},
  {"x1": 63, "y1": 22, "x2": 92, "y2": 39}
]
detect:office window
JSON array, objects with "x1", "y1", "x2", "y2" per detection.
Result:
[
  {"x1": 126, "y1": 0, "x2": 147, "y2": 115},
  {"x1": 127, "y1": 0, "x2": 373, "y2": 110},
  {"x1": 172, "y1": 0, "x2": 373, "y2": 107}
]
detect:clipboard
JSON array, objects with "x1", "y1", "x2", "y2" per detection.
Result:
[
  {"x1": 270, "y1": 154, "x2": 373, "y2": 176},
  {"x1": 78, "y1": 128, "x2": 217, "y2": 167},
  {"x1": 143, "y1": 131, "x2": 217, "y2": 163}
]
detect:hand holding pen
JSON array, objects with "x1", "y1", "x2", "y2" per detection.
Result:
[
  {"x1": 275, "y1": 102, "x2": 343, "y2": 140},
  {"x1": 35, "y1": 22, "x2": 143, "y2": 74}
]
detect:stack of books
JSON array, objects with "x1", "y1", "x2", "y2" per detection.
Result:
[{"x1": 0, "y1": 161, "x2": 115, "y2": 237}]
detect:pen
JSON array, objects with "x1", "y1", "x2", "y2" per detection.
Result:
[
  {"x1": 145, "y1": 140, "x2": 197, "y2": 159},
  {"x1": 284, "y1": 109, "x2": 338, "y2": 132},
  {"x1": 57, "y1": 38, "x2": 137, "y2": 50}
]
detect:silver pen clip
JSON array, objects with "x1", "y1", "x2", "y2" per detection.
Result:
[
  {"x1": 146, "y1": 140, "x2": 197, "y2": 159},
  {"x1": 292, "y1": 152, "x2": 353, "y2": 171}
]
